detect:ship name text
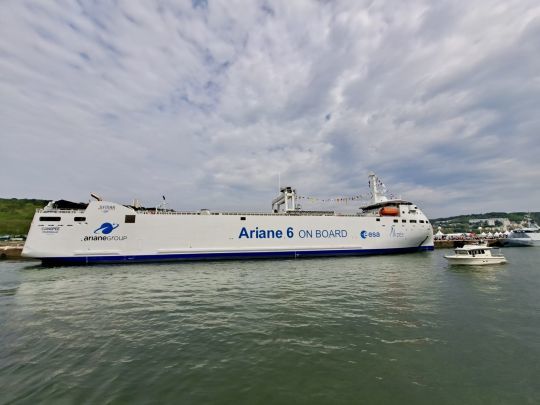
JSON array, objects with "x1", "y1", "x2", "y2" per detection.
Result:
[{"x1": 238, "y1": 227, "x2": 347, "y2": 239}]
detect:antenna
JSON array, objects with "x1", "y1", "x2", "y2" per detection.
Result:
[
  {"x1": 278, "y1": 173, "x2": 281, "y2": 191},
  {"x1": 159, "y1": 195, "x2": 168, "y2": 210}
]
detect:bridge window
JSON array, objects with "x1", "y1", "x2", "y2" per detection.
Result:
[
  {"x1": 39, "y1": 216, "x2": 61, "y2": 221},
  {"x1": 240, "y1": 217, "x2": 246, "y2": 221},
  {"x1": 74, "y1": 217, "x2": 86, "y2": 222},
  {"x1": 410, "y1": 220, "x2": 417, "y2": 223},
  {"x1": 125, "y1": 215, "x2": 136, "y2": 223}
]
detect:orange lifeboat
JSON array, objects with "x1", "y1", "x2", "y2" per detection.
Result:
[{"x1": 379, "y1": 206, "x2": 399, "y2": 216}]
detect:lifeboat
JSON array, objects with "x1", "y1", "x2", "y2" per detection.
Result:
[{"x1": 379, "y1": 206, "x2": 399, "y2": 216}]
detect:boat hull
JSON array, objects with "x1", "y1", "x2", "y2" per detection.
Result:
[
  {"x1": 444, "y1": 256, "x2": 507, "y2": 265},
  {"x1": 502, "y1": 238, "x2": 540, "y2": 247},
  {"x1": 39, "y1": 246, "x2": 434, "y2": 265}
]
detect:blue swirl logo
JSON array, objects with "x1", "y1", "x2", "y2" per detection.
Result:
[
  {"x1": 94, "y1": 222, "x2": 119, "y2": 235},
  {"x1": 360, "y1": 230, "x2": 367, "y2": 239}
]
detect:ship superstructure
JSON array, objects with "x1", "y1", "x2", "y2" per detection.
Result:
[{"x1": 22, "y1": 173, "x2": 434, "y2": 264}]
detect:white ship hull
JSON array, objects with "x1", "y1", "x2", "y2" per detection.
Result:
[{"x1": 22, "y1": 201, "x2": 434, "y2": 265}]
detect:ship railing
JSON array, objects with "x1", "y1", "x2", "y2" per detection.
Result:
[
  {"x1": 136, "y1": 210, "x2": 369, "y2": 217},
  {"x1": 36, "y1": 209, "x2": 86, "y2": 214},
  {"x1": 35, "y1": 207, "x2": 376, "y2": 217},
  {"x1": 491, "y1": 247, "x2": 505, "y2": 257},
  {"x1": 136, "y1": 210, "x2": 303, "y2": 216}
]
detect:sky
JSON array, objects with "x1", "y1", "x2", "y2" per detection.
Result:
[{"x1": 1, "y1": 0, "x2": 539, "y2": 218}]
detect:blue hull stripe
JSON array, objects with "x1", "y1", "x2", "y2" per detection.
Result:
[{"x1": 40, "y1": 246, "x2": 434, "y2": 265}]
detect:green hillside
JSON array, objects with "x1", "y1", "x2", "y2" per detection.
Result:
[
  {"x1": 430, "y1": 212, "x2": 540, "y2": 223},
  {"x1": 430, "y1": 212, "x2": 540, "y2": 233},
  {"x1": 0, "y1": 198, "x2": 49, "y2": 235}
]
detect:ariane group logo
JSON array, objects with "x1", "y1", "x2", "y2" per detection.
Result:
[
  {"x1": 94, "y1": 222, "x2": 119, "y2": 234},
  {"x1": 84, "y1": 222, "x2": 126, "y2": 242}
]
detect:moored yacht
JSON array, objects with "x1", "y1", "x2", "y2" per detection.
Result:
[{"x1": 503, "y1": 215, "x2": 540, "y2": 247}]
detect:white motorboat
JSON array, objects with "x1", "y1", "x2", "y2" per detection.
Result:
[
  {"x1": 502, "y1": 215, "x2": 540, "y2": 247},
  {"x1": 444, "y1": 244, "x2": 507, "y2": 265}
]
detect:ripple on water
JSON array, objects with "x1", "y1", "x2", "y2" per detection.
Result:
[{"x1": 1, "y1": 251, "x2": 540, "y2": 403}]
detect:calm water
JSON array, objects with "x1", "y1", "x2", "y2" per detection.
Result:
[{"x1": 1, "y1": 248, "x2": 539, "y2": 404}]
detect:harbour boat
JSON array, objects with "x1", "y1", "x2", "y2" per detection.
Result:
[
  {"x1": 502, "y1": 215, "x2": 540, "y2": 247},
  {"x1": 444, "y1": 244, "x2": 507, "y2": 265},
  {"x1": 22, "y1": 173, "x2": 434, "y2": 265}
]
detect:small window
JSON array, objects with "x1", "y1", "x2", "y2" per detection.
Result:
[
  {"x1": 125, "y1": 215, "x2": 136, "y2": 223},
  {"x1": 376, "y1": 218, "x2": 380, "y2": 222},
  {"x1": 410, "y1": 220, "x2": 417, "y2": 223},
  {"x1": 74, "y1": 217, "x2": 86, "y2": 222},
  {"x1": 402, "y1": 219, "x2": 407, "y2": 223},
  {"x1": 419, "y1": 220, "x2": 424, "y2": 223},
  {"x1": 39, "y1": 216, "x2": 61, "y2": 221},
  {"x1": 393, "y1": 219, "x2": 398, "y2": 223},
  {"x1": 240, "y1": 216, "x2": 246, "y2": 221}
]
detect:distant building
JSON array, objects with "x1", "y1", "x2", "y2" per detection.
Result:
[{"x1": 468, "y1": 218, "x2": 510, "y2": 227}]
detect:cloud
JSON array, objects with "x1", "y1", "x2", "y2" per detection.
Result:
[{"x1": 1, "y1": 0, "x2": 539, "y2": 217}]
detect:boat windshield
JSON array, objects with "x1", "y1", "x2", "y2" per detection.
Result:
[
  {"x1": 458, "y1": 249, "x2": 486, "y2": 255},
  {"x1": 514, "y1": 232, "x2": 530, "y2": 237}
]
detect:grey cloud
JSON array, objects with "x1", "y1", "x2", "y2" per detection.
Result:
[{"x1": 1, "y1": 0, "x2": 539, "y2": 217}]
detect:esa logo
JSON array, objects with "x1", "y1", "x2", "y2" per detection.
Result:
[{"x1": 360, "y1": 230, "x2": 381, "y2": 239}]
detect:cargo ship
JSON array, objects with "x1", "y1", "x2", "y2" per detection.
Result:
[{"x1": 22, "y1": 173, "x2": 434, "y2": 264}]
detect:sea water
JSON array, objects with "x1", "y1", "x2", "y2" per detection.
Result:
[{"x1": 1, "y1": 248, "x2": 539, "y2": 404}]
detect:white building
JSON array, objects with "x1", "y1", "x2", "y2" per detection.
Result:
[{"x1": 468, "y1": 218, "x2": 510, "y2": 227}]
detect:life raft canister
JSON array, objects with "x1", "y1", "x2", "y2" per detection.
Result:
[{"x1": 379, "y1": 206, "x2": 399, "y2": 216}]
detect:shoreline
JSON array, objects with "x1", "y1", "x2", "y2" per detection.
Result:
[{"x1": 0, "y1": 244, "x2": 25, "y2": 260}]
